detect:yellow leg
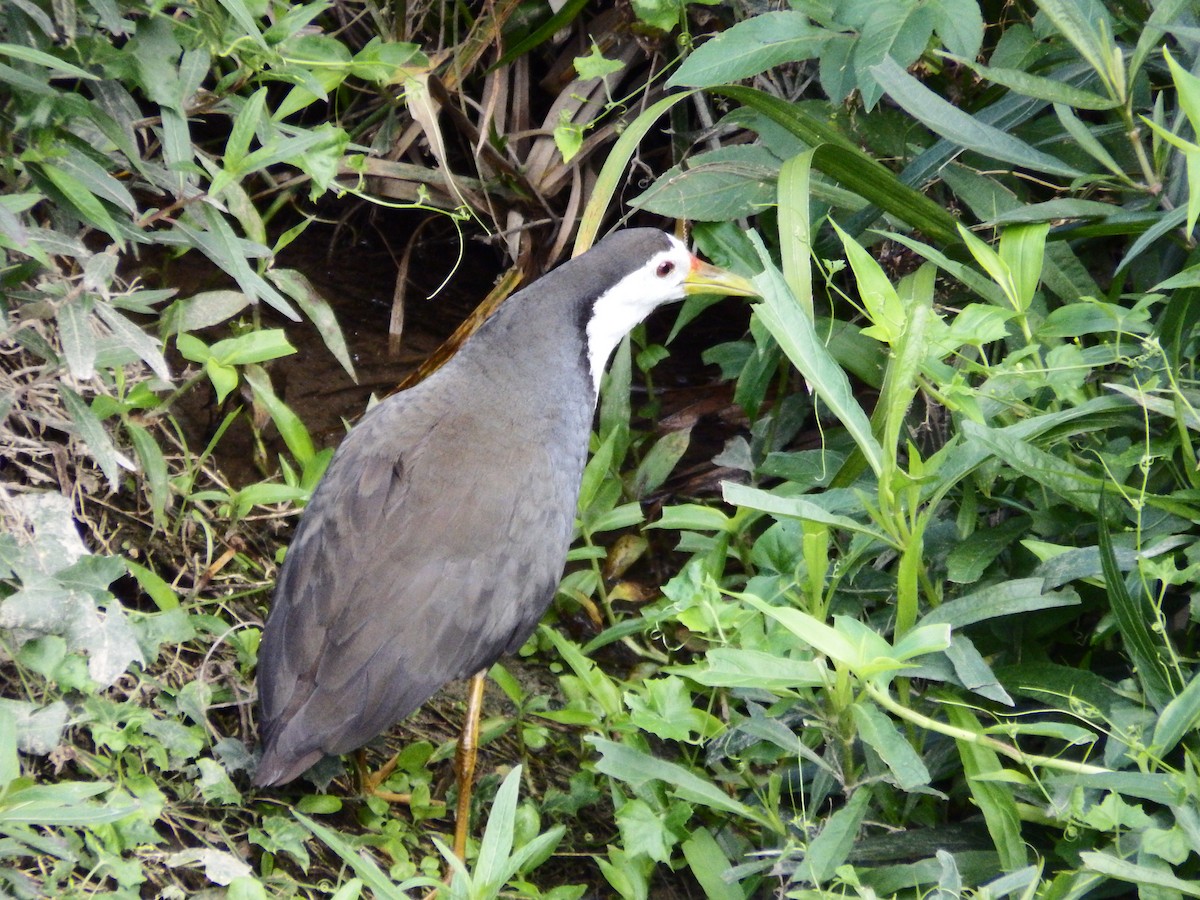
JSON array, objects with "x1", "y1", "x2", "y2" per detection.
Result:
[
  {"x1": 452, "y1": 671, "x2": 487, "y2": 860},
  {"x1": 358, "y1": 749, "x2": 413, "y2": 803}
]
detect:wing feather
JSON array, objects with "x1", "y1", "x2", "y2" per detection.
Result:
[{"x1": 255, "y1": 377, "x2": 584, "y2": 785}]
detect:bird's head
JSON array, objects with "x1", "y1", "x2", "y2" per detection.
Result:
[{"x1": 584, "y1": 231, "x2": 756, "y2": 392}]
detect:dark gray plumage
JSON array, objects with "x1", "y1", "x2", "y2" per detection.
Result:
[{"x1": 254, "y1": 229, "x2": 753, "y2": 786}]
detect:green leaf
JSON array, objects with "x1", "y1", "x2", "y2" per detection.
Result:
[
  {"x1": 872, "y1": 57, "x2": 1083, "y2": 178},
  {"x1": 998, "y1": 223, "x2": 1049, "y2": 313},
  {"x1": 205, "y1": 358, "x2": 239, "y2": 404},
  {"x1": 723, "y1": 483, "x2": 892, "y2": 546},
  {"x1": 1151, "y1": 669, "x2": 1200, "y2": 757},
  {"x1": 833, "y1": 221, "x2": 905, "y2": 343},
  {"x1": 852, "y1": 703, "x2": 931, "y2": 789},
  {"x1": 681, "y1": 828, "x2": 740, "y2": 900},
  {"x1": 34, "y1": 163, "x2": 122, "y2": 239},
  {"x1": 126, "y1": 422, "x2": 170, "y2": 527},
  {"x1": 208, "y1": 329, "x2": 296, "y2": 366},
  {"x1": 801, "y1": 786, "x2": 873, "y2": 884},
  {"x1": 268, "y1": 269, "x2": 356, "y2": 380},
  {"x1": 1080, "y1": 852, "x2": 1200, "y2": 897},
  {"x1": 633, "y1": 146, "x2": 778, "y2": 221},
  {"x1": 1034, "y1": 0, "x2": 1112, "y2": 84},
  {"x1": 738, "y1": 594, "x2": 862, "y2": 669},
  {"x1": 711, "y1": 85, "x2": 959, "y2": 245},
  {"x1": 667, "y1": 648, "x2": 824, "y2": 690},
  {"x1": 668, "y1": 12, "x2": 827, "y2": 88},
  {"x1": 945, "y1": 55, "x2": 1117, "y2": 109},
  {"x1": 95, "y1": 302, "x2": 172, "y2": 382},
  {"x1": 1097, "y1": 497, "x2": 1180, "y2": 711},
  {"x1": 57, "y1": 294, "x2": 96, "y2": 380},
  {"x1": 59, "y1": 385, "x2": 125, "y2": 489},
  {"x1": 945, "y1": 704, "x2": 1027, "y2": 871},
  {"x1": 242, "y1": 365, "x2": 315, "y2": 468},
  {"x1": 225, "y1": 87, "x2": 267, "y2": 170},
  {"x1": 960, "y1": 420, "x2": 1103, "y2": 514},
  {"x1": 295, "y1": 812, "x2": 433, "y2": 899},
  {"x1": 574, "y1": 43, "x2": 624, "y2": 80},
  {"x1": 777, "y1": 150, "x2": 815, "y2": 319},
  {"x1": 589, "y1": 739, "x2": 776, "y2": 831},
  {"x1": 927, "y1": 0, "x2": 983, "y2": 59},
  {"x1": 855, "y1": 1, "x2": 933, "y2": 109},
  {"x1": 124, "y1": 558, "x2": 179, "y2": 611},
  {"x1": 0, "y1": 43, "x2": 99, "y2": 80},
  {"x1": 630, "y1": 429, "x2": 689, "y2": 498},
  {"x1": 747, "y1": 236, "x2": 884, "y2": 477}
]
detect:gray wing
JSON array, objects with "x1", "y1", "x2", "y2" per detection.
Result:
[{"x1": 254, "y1": 385, "x2": 583, "y2": 786}]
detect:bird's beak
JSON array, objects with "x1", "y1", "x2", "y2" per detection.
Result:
[{"x1": 684, "y1": 257, "x2": 758, "y2": 297}]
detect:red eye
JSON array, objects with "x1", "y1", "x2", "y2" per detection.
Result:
[{"x1": 656, "y1": 260, "x2": 675, "y2": 277}]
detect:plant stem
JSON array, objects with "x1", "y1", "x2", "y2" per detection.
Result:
[{"x1": 864, "y1": 681, "x2": 1109, "y2": 777}]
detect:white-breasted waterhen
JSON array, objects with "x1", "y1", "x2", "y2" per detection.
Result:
[{"x1": 253, "y1": 228, "x2": 756, "y2": 855}]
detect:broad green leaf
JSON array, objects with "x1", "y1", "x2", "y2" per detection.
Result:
[
  {"x1": 852, "y1": 703, "x2": 930, "y2": 789},
  {"x1": 945, "y1": 704, "x2": 1027, "y2": 871},
  {"x1": 961, "y1": 420, "x2": 1104, "y2": 514},
  {"x1": 748, "y1": 237, "x2": 883, "y2": 477},
  {"x1": 710, "y1": 86, "x2": 959, "y2": 244},
  {"x1": 738, "y1": 594, "x2": 862, "y2": 669},
  {"x1": 57, "y1": 295, "x2": 96, "y2": 380},
  {"x1": 946, "y1": 55, "x2": 1117, "y2": 109},
  {"x1": 125, "y1": 558, "x2": 180, "y2": 611},
  {"x1": 724, "y1": 482, "x2": 892, "y2": 545},
  {"x1": 589, "y1": 738, "x2": 776, "y2": 831},
  {"x1": 998, "y1": 223, "x2": 1049, "y2": 313},
  {"x1": 59, "y1": 385, "x2": 125, "y2": 489},
  {"x1": 126, "y1": 422, "x2": 170, "y2": 527},
  {"x1": 58, "y1": 148, "x2": 138, "y2": 216},
  {"x1": 242, "y1": 365, "x2": 315, "y2": 468},
  {"x1": 1081, "y1": 852, "x2": 1200, "y2": 897},
  {"x1": 632, "y1": 146, "x2": 778, "y2": 221},
  {"x1": 630, "y1": 428, "x2": 689, "y2": 498},
  {"x1": 574, "y1": 44, "x2": 624, "y2": 80},
  {"x1": 205, "y1": 359, "x2": 239, "y2": 404},
  {"x1": 801, "y1": 786, "x2": 873, "y2": 884},
  {"x1": 268, "y1": 268, "x2": 356, "y2": 381},
  {"x1": 161, "y1": 291, "x2": 250, "y2": 335},
  {"x1": 348, "y1": 38, "x2": 427, "y2": 85},
  {"x1": 1034, "y1": 0, "x2": 1113, "y2": 86},
  {"x1": 927, "y1": 0, "x2": 984, "y2": 58},
  {"x1": 778, "y1": 151, "x2": 814, "y2": 319},
  {"x1": 920, "y1": 579, "x2": 1080, "y2": 629},
  {"x1": 945, "y1": 635, "x2": 1014, "y2": 705},
  {"x1": 855, "y1": 1, "x2": 932, "y2": 109},
  {"x1": 872, "y1": 57, "x2": 1083, "y2": 178},
  {"x1": 34, "y1": 164, "x2": 121, "y2": 239},
  {"x1": 208, "y1": 329, "x2": 296, "y2": 366},
  {"x1": 95, "y1": 302, "x2": 171, "y2": 382},
  {"x1": 681, "y1": 828, "x2": 741, "y2": 900},
  {"x1": 668, "y1": 12, "x2": 827, "y2": 88},
  {"x1": 833, "y1": 221, "x2": 905, "y2": 343},
  {"x1": 667, "y1": 648, "x2": 824, "y2": 690}
]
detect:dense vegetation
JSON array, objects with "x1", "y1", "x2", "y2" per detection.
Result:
[{"x1": 2, "y1": 0, "x2": 1199, "y2": 897}]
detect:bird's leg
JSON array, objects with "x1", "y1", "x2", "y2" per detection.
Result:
[
  {"x1": 357, "y1": 750, "x2": 412, "y2": 803},
  {"x1": 452, "y1": 671, "x2": 487, "y2": 860}
]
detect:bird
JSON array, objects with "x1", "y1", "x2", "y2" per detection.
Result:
[{"x1": 253, "y1": 228, "x2": 755, "y2": 848}]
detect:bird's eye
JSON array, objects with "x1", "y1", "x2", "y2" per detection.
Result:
[{"x1": 656, "y1": 260, "x2": 675, "y2": 278}]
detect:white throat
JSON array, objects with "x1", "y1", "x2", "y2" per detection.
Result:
[{"x1": 584, "y1": 235, "x2": 691, "y2": 396}]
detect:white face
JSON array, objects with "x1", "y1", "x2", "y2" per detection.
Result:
[{"x1": 584, "y1": 234, "x2": 693, "y2": 394}]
